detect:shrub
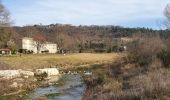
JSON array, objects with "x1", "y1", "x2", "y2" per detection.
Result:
[
  {"x1": 34, "y1": 72, "x2": 48, "y2": 81},
  {"x1": 94, "y1": 49, "x2": 106, "y2": 53},
  {"x1": 112, "y1": 45, "x2": 119, "y2": 52},
  {"x1": 107, "y1": 47, "x2": 112, "y2": 53},
  {"x1": 127, "y1": 34, "x2": 166, "y2": 67},
  {"x1": 97, "y1": 75, "x2": 105, "y2": 85},
  {"x1": 157, "y1": 49, "x2": 170, "y2": 68}
]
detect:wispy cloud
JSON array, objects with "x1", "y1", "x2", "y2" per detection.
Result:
[{"x1": 3, "y1": 0, "x2": 170, "y2": 29}]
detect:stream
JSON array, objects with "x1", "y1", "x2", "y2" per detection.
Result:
[{"x1": 28, "y1": 74, "x2": 85, "y2": 100}]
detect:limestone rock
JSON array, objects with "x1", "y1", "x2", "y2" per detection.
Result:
[
  {"x1": 19, "y1": 70, "x2": 34, "y2": 76},
  {"x1": 0, "y1": 70, "x2": 34, "y2": 79},
  {"x1": 0, "y1": 70, "x2": 21, "y2": 79},
  {"x1": 35, "y1": 68, "x2": 59, "y2": 76},
  {"x1": 10, "y1": 82, "x2": 18, "y2": 88}
]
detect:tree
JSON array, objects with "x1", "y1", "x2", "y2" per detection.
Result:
[
  {"x1": 7, "y1": 39, "x2": 16, "y2": 53},
  {"x1": 164, "y1": 3, "x2": 170, "y2": 29},
  {"x1": 0, "y1": 28, "x2": 12, "y2": 47},
  {"x1": 0, "y1": 1, "x2": 12, "y2": 48},
  {"x1": 33, "y1": 34, "x2": 47, "y2": 53},
  {"x1": 0, "y1": 0, "x2": 10, "y2": 27}
]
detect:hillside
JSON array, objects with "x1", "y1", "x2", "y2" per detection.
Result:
[
  {"x1": 10, "y1": 24, "x2": 170, "y2": 52},
  {"x1": 0, "y1": 24, "x2": 170, "y2": 53}
]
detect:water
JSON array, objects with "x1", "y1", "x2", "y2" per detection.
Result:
[{"x1": 29, "y1": 75, "x2": 85, "y2": 100}]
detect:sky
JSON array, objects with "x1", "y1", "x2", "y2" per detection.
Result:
[{"x1": 2, "y1": 0, "x2": 170, "y2": 29}]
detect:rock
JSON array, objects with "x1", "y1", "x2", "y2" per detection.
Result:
[
  {"x1": 48, "y1": 82, "x2": 53, "y2": 86},
  {"x1": 18, "y1": 83, "x2": 23, "y2": 88},
  {"x1": 0, "y1": 70, "x2": 21, "y2": 79},
  {"x1": 0, "y1": 70, "x2": 34, "y2": 79},
  {"x1": 67, "y1": 71, "x2": 71, "y2": 74},
  {"x1": 84, "y1": 71, "x2": 92, "y2": 76},
  {"x1": 47, "y1": 75, "x2": 60, "y2": 83},
  {"x1": 24, "y1": 76, "x2": 29, "y2": 78},
  {"x1": 10, "y1": 82, "x2": 18, "y2": 88},
  {"x1": 13, "y1": 78, "x2": 24, "y2": 82},
  {"x1": 32, "y1": 78, "x2": 37, "y2": 82},
  {"x1": 35, "y1": 68, "x2": 59, "y2": 76},
  {"x1": 19, "y1": 70, "x2": 34, "y2": 77}
]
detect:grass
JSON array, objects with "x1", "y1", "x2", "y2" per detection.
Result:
[
  {"x1": 0, "y1": 53, "x2": 123, "y2": 70},
  {"x1": 83, "y1": 59, "x2": 170, "y2": 100},
  {"x1": 0, "y1": 53, "x2": 123, "y2": 98},
  {"x1": 0, "y1": 77, "x2": 37, "y2": 99}
]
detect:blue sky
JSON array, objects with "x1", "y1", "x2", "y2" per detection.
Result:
[{"x1": 2, "y1": 0, "x2": 169, "y2": 29}]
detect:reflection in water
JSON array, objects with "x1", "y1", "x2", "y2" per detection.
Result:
[{"x1": 29, "y1": 75, "x2": 85, "y2": 100}]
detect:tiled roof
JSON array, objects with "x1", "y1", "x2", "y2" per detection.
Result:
[{"x1": 0, "y1": 48, "x2": 11, "y2": 51}]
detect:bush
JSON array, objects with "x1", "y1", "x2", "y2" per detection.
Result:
[
  {"x1": 137, "y1": 55, "x2": 152, "y2": 67},
  {"x1": 112, "y1": 45, "x2": 119, "y2": 52},
  {"x1": 94, "y1": 49, "x2": 106, "y2": 53},
  {"x1": 107, "y1": 47, "x2": 112, "y2": 53},
  {"x1": 97, "y1": 74, "x2": 105, "y2": 85},
  {"x1": 34, "y1": 72, "x2": 48, "y2": 81},
  {"x1": 127, "y1": 35, "x2": 166, "y2": 67},
  {"x1": 157, "y1": 49, "x2": 170, "y2": 68}
]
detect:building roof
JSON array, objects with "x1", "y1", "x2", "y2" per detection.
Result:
[{"x1": 0, "y1": 48, "x2": 11, "y2": 51}]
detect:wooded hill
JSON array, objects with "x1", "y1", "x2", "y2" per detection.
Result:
[{"x1": 1, "y1": 24, "x2": 170, "y2": 53}]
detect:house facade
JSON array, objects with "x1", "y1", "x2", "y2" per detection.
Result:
[
  {"x1": 22, "y1": 37, "x2": 57, "y2": 54},
  {"x1": 0, "y1": 49, "x2": 11, "y2": 55},
  {"x1": 45, "y1": 42, "x2": 57, "y2": 53}
]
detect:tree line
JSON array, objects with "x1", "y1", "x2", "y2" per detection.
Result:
[{"x1": 10, "y1": 24, "x2": 169, "y2": 52}]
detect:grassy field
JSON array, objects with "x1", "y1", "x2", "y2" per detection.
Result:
[{"x1": 0, "y1": 53, "x2": 123, "y2": 70}]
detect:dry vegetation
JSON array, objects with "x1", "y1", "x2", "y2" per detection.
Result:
[
  {"x1": 0, "y1": 77, "x2": 37, "y2": 100},
  {"x1": 83, "y1": 35, "x2": 170, "y2": 100},
  {"x1": 0, "y1": 53, "x2": 122, "y2": 70},
  {"x1": 83, "y1": 62, "x2": 170, "y2": 100},
  {"x1": 0, "y1": 53, "x2": 123, "y2": 99}
]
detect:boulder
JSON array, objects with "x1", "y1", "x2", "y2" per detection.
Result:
[
  {"x1": 0, "y1": 70, "x2": 34, "y2": 79},
  {"x1": 35, "y1": 68, "x2": 59, "y2": 76},
  {"x1": 19, "y1": 70, "x2": 34, "y2": 76},
  {"x1": 10, "y1": 82, "x2": 18, "y2": 88},
  {"x1": 0, "y1": 70, "x2": 21, "y2": 79}
]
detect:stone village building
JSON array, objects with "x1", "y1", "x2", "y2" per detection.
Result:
[
  {"x1": 22, "y1": 37, "x2": 57, "y2": 54},
  {"x1": 0, "y1": 48, "x2": 12, "y2": 55}
]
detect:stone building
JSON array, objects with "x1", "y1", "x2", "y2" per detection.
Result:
[{"x1": 22, "y1": 37, "x2": 57, "y2": 54}]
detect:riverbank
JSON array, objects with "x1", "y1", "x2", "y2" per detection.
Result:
[
  {"x1": 0, "y1": 53, "x2": 124, "y2": 99},
  {"x1": 82, "y1": 59, "x2": 170, "y2": 100},
  {"x1": 0, "y1": 76, "x2": 37, "y2": 99},
  {"x1": 0, "y1": 70, "x2": 85, "y2": 100}
]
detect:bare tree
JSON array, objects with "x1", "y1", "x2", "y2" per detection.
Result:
[
  {"x1": 7, "y1": 39, "x2": 16, "y2": 50},
  {"x1": 55, "y1": 32, "x2": 65, "y2": 50},
  {"x1": 74, "y1": 32, "x2": 88, "y2": 53},
  {"x1": 164, "y1": 3, "x2": 170, "y2": 29},
  {"x1": 0, "y1": 1, "x2": 12, "y2": 48},
  {"x1": 0, "y1": 0, "x2": 11, "y2": 27},
  {"x1": 33, "y1": 34, "x2": 47, "y2": 53}
]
